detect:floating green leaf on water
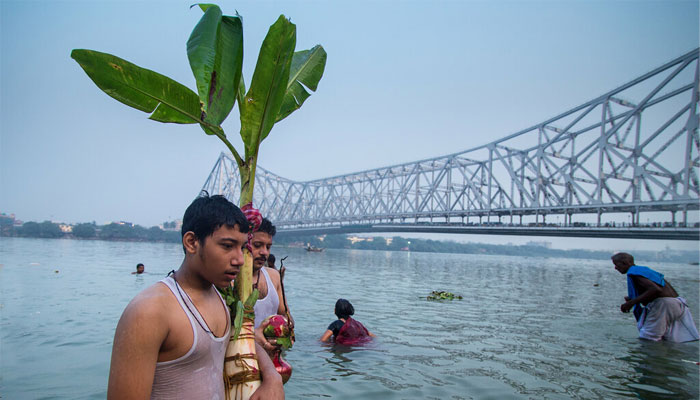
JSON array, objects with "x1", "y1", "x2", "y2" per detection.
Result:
[{"x1": 426, "y1": 290, "x2": 463, "y2": 301}]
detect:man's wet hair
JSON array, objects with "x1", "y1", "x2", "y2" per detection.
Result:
[
  {"x1": 136, "y1": 263, "x2": 144, "y2": 269},
  {"x1": 611, "y1": 252, "x2": 634, "y2": 265},
  {"x1": 334, "y1": 298, "x2": 355, "y2": 320},
  {"x1": 258, "y1": 218, "x2": 276, "y2": 237},
  {"x1": 181, "y1": 192, "x2": 249, "y2": 252},
  {"x1": 268, "y1": 254, "x2": 276, "y2": 266}
]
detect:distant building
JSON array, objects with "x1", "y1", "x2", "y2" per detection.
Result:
[
  {"x1": 348, "y1": 236, "x2": 372, "y2": 244},
  {"x1": 59, "y1": 224, "x2": 73, "y2": 233}
]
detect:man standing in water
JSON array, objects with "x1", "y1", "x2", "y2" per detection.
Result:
[
  {"x1": 249, "y1": 218, "x2": 294, "y2": 351},
  {"x1": 612, "y1": 252, "x2": 699, "y2": 342},
  {"x1": 107, "y1": 194, "x2": 283, "y2": 399}
]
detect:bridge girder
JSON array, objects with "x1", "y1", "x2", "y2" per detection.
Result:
[{"x1": 202, "y1": 49, "x2": 700, "y2": 232}]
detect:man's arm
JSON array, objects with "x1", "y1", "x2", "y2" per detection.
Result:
[
  {"x1": 621, "y1": 276, "x2": 663, "y2": 313},
  {"x1": 107, "y1": 291, "x2": 169, "y2": 399},
  {"x1": 320, "y1": 329, "x2": 333, "y2": 342},
  {"x1": 250, "y1": 342, "x2": 284, "y2": 400}
]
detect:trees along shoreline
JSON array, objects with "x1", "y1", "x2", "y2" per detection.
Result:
[{"x1": 3, "y1": 219, "x2": 695, "y2": 264}]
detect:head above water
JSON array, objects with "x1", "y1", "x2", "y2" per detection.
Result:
[
  {"x1": 335, "y1": 298, "x2": 355, "y2": 320},
  {"x1": 135, "y1": 263, "x2": 144, "y2": 273},
  {"x1": 180, "y1": 193, "x2": 249, "y2": 253},
  {"x1": 267, "y1": 253, "x2": 276, "y2": 268},
  {"x1": 611, "y1": 252, "x2": 635, "y2": 274}
]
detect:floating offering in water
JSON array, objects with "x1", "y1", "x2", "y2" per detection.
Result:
[{"x1": 426, "y1": 290, "x2": 463, "y2": 301}]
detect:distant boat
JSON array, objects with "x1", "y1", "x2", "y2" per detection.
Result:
[{"x1": 305, "y1": 245, "x2": 324, "y2": 252}]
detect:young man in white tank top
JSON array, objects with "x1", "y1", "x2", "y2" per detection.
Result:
[
  {"x1": 107, "y1": 195, "x2": 284, "y2": 399},
  {"x1": 250, "y1": 218, "x2": 294, "y2": 353}
]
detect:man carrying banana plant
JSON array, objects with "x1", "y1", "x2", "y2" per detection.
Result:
[
  {"x1": 72, "y1": 4, "x2": 326, "y2": 397},
  {"x1": 107, "y1": 194, "x2": 284, "y2": 400},
  {"x1": 246, "y1": 217, "x2": 294, "y2": 354}
]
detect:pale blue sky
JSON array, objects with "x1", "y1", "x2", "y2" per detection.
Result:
[{"x1": 1, "y1": 0, "x2": 698, "y2": 251}]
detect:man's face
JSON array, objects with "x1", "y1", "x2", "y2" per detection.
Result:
[
  {"x1": 198, "y1": 224, "x2": 247, "y2": 287},
  {"x1": 136, "y1": 266, "x2": 144, "y2": 274},
  {"x1": 250, "y1": 231, "x2": 273, "y2": 270},
  {"x1": 613, "y1": 260, "x2": 630, "y2": 274}
]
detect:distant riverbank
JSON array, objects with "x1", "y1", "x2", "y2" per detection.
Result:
[
  {"x1": 2, "y1": 219, "x2": 697, "y2": 264},
  {"x1": 274, "y1": 233, "x2": 700, "y2": 264}
]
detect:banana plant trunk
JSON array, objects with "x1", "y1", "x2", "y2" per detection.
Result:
[{"x1": 224, "y1": 161, "x2": 260, "y2": 400}]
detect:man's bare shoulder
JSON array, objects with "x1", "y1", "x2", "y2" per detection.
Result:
[
  {"x1": 264, "y1": 267, "x2": 282, "y2": 284},
  {"x1": 120, "y1": 282, "x2": 176, "y2": 329}
]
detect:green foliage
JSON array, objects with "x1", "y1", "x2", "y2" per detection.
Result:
[
  {"x1": 187, "y1": 4, "x2": 243, "y2": 127},
  {"x1": 162, "y1": 221, "x2": 177, "y2": 229},
  {"x1": 70, "y1": 49, "x2": 210, "y2": 129},
  {"x1": 276, "y1": 45, "x2": 327, "y2": 123},
  {"x1": 426, "y1": 290, "x2": 463, "y2": 301},
  {"x1": 218, "y1": 286, "x2": 259, "y2": 341},
  {"x1": 99, "y1": 223, "x2": 137, "y2": 239},
  {"x1": 19, "y1": 221, "x2": 41, "y2": 237},
  {"x1": 18, "y1": 221, "x2": 63, "y2": 238},
  {"x1": 239, "y1": 15, "x2": 296, "y2": 156},
  {"x1": 73, "y1": 223, "x2": 96, "y2": 238},
  {"x1": 71, "y1": 5, "x2": 327, "y2": 191}
]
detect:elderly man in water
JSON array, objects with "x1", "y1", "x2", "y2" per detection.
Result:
[{"x1": 612, "y1": 252, "x2": 699, "y2": 342}]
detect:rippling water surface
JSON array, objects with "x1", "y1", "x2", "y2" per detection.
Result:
[{"x1": 1, "y1": 237, "x2": 698, "y2": 399}]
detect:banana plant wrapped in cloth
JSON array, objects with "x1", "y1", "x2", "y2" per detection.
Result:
[{"x1": 71, "y1": 4, "x2": 326, "y2": 399}]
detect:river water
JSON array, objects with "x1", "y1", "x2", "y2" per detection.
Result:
[{"x1": 1, "y1": 237, "x2": 698, "y2": 399}]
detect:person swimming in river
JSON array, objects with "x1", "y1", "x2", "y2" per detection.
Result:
[
  {"x1": 131, "y1": 263, "x2": 145, "y2": 274},
  {"x1": 320, "y1": 299, "x2": 376, "y2": 344}
]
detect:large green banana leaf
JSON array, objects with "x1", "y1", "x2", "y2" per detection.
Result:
[
  {"x1": 276, "y1": 45, "x2": 327, "y2": 123},
  {"x1": 71, "y1": 49, "x2": 223, "y2": 136},
  {"x1": 187, "y1": 4, "x2": 243, "y2": 126},
  {"x1": 239, "y1": 15, "x2": 296, "y2": 156}
]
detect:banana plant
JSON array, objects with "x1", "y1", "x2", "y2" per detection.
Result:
[{"x1": 71, "y1": 4, "x2": 326, "y2": 399}]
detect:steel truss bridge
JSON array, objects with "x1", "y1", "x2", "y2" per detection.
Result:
[{"x1": 203, "y1": 49, "x2": 700, "y2": 240}]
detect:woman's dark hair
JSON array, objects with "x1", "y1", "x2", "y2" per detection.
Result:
[
  {"x1": 181, "y1": 192, "x2": 249, "y2": 252},
  {"x1": 334, "y1": 298, "x2": 355, "y2": 320},
  {"x1": 268, "y1": 254, "x2": 276, "y2": 266}
]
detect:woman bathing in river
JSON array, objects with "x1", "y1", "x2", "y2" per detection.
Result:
[{"x1": 321, "y1": 299, "x2": 376, "y2": 344}]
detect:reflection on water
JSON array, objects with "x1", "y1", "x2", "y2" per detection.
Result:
[
  {"x1": 617, "y1": 341, "x2": 700, "y2": 399},
  {"x1": 1, "y1": 238, "x2": 698, "y2": 399}
]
